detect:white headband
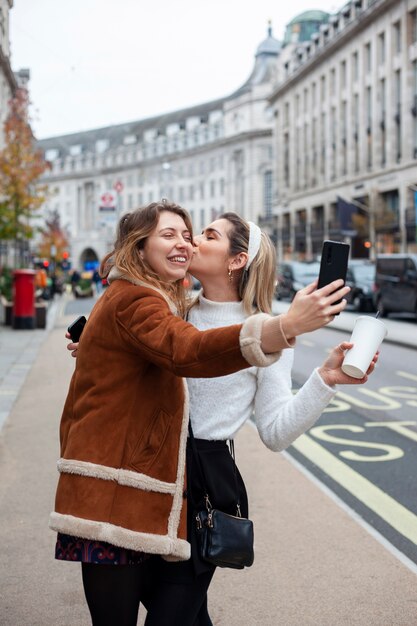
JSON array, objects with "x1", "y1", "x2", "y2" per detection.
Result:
[{"x1": 245, "y1": 221, "x2": 262, "y2": 270}]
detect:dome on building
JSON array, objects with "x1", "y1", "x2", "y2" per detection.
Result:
[
  {"x1": 284, "y1": 9, "x2": 330, "y2": 45},
  {"x1": 230, "y1": 23, "x2": 281, "y2": 97},
  {"x1": 256, "y1": 22, "x2": 282, "y2": 57}
]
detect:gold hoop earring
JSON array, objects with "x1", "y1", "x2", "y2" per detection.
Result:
[{"x1": 228, "y1": 268, "x2": 233, "y2": 283}]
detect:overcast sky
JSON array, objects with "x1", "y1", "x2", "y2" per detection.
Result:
[{"x1": 10, "y1": 0, "x2": 340, "y2": 139}]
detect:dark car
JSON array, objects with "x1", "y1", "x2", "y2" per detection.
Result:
[
  {"x1": 373, "y1": 254, "x2": 417, "y2": 318},
  {"x1": 345, "y1": 260, "x2": 376, "y2": 312},
  {"x1": 276, "y1": 261, "x2": 320, "y2": 300}
]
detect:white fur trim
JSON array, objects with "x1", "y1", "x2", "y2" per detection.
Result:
[
  {"x1": 49, "y1": 512, "x2": 190, "y2": 560},
  {"x1": 167, "y1": 379, "x2": 189, "y2": 538},
  {"x1": 239, "y1": 313, "x2": 282, "y2": 367},
  {"x1": 57, "y1": 459, "x2": 176, "y2": 494},
  {"x1": 108, "y1": 267, "x2": 178, "y2": 314}
]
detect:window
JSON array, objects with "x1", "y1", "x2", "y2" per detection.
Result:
[
  {"x1": 69, "y1": 144, "x2": 82, "y2": 156},
  {"x1": 189, "y1": 185, "x2": 194, "y2": 201},
  {"x1": 393, "y1": 21, "x2": 401, "y2": 54},
  {"x1": 284, "y1": 102, "x2": 290, "y2": 126},
  {"x1": 219, "y1": 178, "x2": 225, "y2": 196},
  {"x1": 354, "y1": 94, "x2": 360, "y2": 173},
  {"x1": 364, "y1": 42, "x2": 371, "y2": 73},
  {"x1": 366, "y1": 87, "x2": 372, "y2": 169},
  {"x1": 380, "y1": 78, "x2": 386, "y2": 166},
  {"x1": 378, "y1": 32, "x2": 385, "y2": 65},
  {"x1": 352, "y1": 51, "x2": 359, "y2": 82},
  {"x1": 264, "y1": 171, "x2": 273, "y2": 217},
  {"x1": 394, "y1": 70, "x2": 402, "y2": 161},
  {"x1": 413, "y1": 60, "x2": 417, "y2": 157},
  {"x1": 320, "y1": 75, "x2": 326, "y2": 101},
  {"x1": 340, "y1": 60, "x2": 347, "y2": 89},
  {"x1": 199, "y1": 182, "x2": 205, "y2": 199},
  {"x1": 410, "y1": 9, "x2": 417, "y2": 44},
  {"x1": 200, "y1": 208, "x2": 205, "y2": 230},
  {"x1": 330, "y1": 68, "x2": 336, "y2": 96},
  {"x1": 210, "y1": 180, "x2": 215, "y2": 198}
]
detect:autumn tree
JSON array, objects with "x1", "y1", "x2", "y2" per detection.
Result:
[
  {"x1": 0, "y1": 88, "x2": 50, "y2": 265},
  {"x1": 37, "y1": 209, "x2": 70, "y2": 265}
]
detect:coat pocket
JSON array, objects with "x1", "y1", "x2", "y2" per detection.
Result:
[{"x1": 129, "y1": 408, "x2": 171, "y2": 474}]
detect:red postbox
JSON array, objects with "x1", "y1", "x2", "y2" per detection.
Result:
[{"x1": 12, "y1": 269, "x2": 36, "y2": 329}]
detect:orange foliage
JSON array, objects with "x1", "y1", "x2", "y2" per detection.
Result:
[{"x1": 0, "y1": 88, "x2": 50, "y2": 240}]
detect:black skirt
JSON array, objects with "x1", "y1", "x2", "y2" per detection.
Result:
[{"x1": 186, "y1": 437, "x2": 249, "y2": 576}]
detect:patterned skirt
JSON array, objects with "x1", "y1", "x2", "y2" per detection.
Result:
[{"x1": 55, "y1": 533, "x2": 150, "y2": 565}]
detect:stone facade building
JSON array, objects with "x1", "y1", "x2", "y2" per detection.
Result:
[
  {"x1": 269, "y1": 0, "x2": 417, "y2": 261},
  {"x1": 38, "y1": 26, "x2": 281, "y2": 270},
  {"x1": 0, "y1": 0, "x2": 16, "y2": 149}
]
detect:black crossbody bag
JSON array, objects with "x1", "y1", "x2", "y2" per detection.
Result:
[{"x1": 188, "y1": 424, "x2": 254, "y2": 570}]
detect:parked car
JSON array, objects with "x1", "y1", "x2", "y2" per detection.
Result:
[
  {"x1": 345, "y1": 260, "x2": 376, "y2": 312},
  {"x1": 276, "y1": 261, "x2": 320, "y2": 300},
  {"x1": 373, "y1": 254, "x2": 417, "y2": 318}
]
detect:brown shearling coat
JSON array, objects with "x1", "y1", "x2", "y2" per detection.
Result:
[{"x1": 50, "y1": 274, "x2": 278, "y2": 560}]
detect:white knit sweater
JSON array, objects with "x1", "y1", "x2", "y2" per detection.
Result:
[{"x1": 187, "y1": 293, "x2": 337, "y2": 452}]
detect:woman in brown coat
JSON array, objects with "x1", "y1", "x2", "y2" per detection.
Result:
[{"x1": 53, "y1": 201, "x2": 350, "y2": 625}]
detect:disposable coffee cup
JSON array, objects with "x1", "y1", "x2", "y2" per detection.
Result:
[{"x1": 341, "y1": 316, "x2": 387, "y2": 379}]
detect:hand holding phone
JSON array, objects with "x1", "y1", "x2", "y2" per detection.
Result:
[
  {"x1": 67, "y1": 315, "x2": 87, "y2": 342},
  {"x1": 317, "y1": 240, "x2": 350, "y2": 313}
]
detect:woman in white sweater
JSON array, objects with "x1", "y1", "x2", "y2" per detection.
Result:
[
  {"x1": 66, "y1": 212, "x2": 377, "y2": 625},
  {"x1": 141, "y1": 212, "x2": 377, "y2": 625}
]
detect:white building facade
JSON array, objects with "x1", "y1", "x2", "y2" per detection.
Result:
[
  {"x1": 38, "y1": 27, "x2": 281, "y2": 270},
  {"x1": 269, "y1": 0, "x2": 417, "y2": 261},
  {"x1": 0, "y1": 0, "x2": 16, "y2": 149}
]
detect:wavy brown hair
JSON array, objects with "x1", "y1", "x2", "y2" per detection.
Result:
[
  {"x1": 219, "y1": 212, "x2": 276, "y2": 314},
  {"x1": 100, "y1": 201, "x2": 193, "y2": 316}
]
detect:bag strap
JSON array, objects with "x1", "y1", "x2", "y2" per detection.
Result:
[{"x1": 188, "y1": 422, "x2": 241, "y2": 516}]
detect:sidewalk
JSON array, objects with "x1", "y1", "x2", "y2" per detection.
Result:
[{"x1": 0, "y1": 298, "x2": 416, "y2": 625}]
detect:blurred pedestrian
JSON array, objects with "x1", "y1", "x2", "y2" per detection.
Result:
[
  {"x1": 92, "y1": 268, "x2": 103, "y2": 295},
  {"x1": 70, "y1": 269, "x2": 80, "y2": 296},
  {"x1": 59, "y1": 202, "x2": 359, "y2": 625}
]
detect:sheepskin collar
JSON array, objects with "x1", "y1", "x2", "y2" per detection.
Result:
[{"x1": 108, "y1": 266, "x2": 178, "y2": 314}]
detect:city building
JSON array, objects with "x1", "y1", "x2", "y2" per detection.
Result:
[
  {"x1": 269, "y1": 0, "x2": 417, "y2": 261},
  {"x1": 0, "y1": 0, "x2": 16, "y2": 149},
  {"x1": 38, "y1": 25, "x2": 281, "y2": 270}
]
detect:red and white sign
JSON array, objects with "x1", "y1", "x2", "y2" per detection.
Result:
[
  {"x1": 114, "y1": 180, "x2": 124, "y2": 193},
  {"x1": 99, "y1": 190, "x2": 117, "y2": 211}
]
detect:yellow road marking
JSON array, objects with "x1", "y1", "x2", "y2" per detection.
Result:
[
  {"x1": 396, "y1": 371, "x2": 417, "y2": 382},
  {"x1": 292, "y1": 433, "x2": 417, "y2": 545}
]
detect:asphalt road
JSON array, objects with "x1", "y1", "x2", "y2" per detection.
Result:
[{"x1": 289, "y1": 325, "x2": 417, "y2": 567}]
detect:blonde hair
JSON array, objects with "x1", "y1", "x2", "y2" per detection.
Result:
[
  {"x1": 100, "y1": 202, "x2": 193, "y2": 317},
  {"x1": 220, "y1": 212, "x2": 276, "y2": 314}
]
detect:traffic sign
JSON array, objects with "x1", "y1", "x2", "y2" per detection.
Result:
[
  {"x1": 100, "y1": 190, "x2": 117, "y2": 210},
  {"x1": 114, "y1": 180, "x2": 124, "y2": 193}
]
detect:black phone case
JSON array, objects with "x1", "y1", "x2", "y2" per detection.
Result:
[
  {"x1": 317, "y1": 241, "x2": 350, "y2": 311},
  {"x1": 67, "y1": 315, "x2": 87, "y2": 342}
]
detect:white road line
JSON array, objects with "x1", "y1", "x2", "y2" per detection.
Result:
[
  {"x1": 300, "y1": 339, "x2": 315, "y2": 347},
  {"x1": 291, "y1": 433, "x2": 417, "y2": 546},
  {"x1": 396, "y1": 371, "x2": 417, "y2": 382}
]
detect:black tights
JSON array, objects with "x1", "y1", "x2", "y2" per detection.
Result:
[
  {"x1": 81, "y1": 560, "x2": 214, "y2": 626},
  {"x1": 81, "y1": 562, "x2": 148, "y2": 626}
]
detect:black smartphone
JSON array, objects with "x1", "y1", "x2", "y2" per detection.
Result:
[
  {"x1": 317, "y1": 241, "x2": 350, "y2": 313},
  {"x1": 67, "y1": 315, "x2": 87, "y2": 342}
]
